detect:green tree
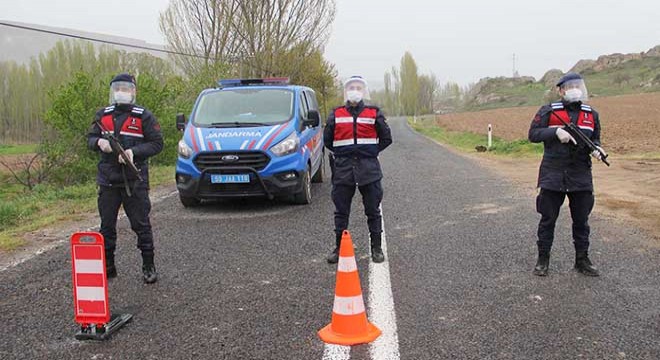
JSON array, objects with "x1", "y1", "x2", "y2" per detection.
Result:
[
  {"x1": 400, "y1": 52, "x2": 419, "y2": 116},
  {"x1": 0, "y1": 40, "x2": 178, "y2": 144}
]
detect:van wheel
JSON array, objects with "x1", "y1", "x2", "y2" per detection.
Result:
[
  {"x1": 292, "y1": 167, "x2": 312, "y2": 205},
  {"x1": 180, "y1": 194, "x2": 201, "y2": 207},
  {"x1": 311, "y1": 154, "x2": 324, "y2": 183}
]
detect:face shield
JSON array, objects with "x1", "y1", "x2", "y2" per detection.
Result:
[
  {"x1": 559, "y1": 79, "x2": 588, "y2": 103},
  {"x1": 343, "y1": 77, "x2": 371, "y2": 103},
  {"x1": 109, "y1": 81, "x2": 136, "y2": 105}
]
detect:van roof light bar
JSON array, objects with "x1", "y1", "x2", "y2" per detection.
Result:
[{"x1": 218, "y1": 77, "x2": 290, "y2": 88}]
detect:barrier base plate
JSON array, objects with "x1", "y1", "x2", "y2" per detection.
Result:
[{"x1": 75, "y1": 313, "x2": 133, "y2": 341}]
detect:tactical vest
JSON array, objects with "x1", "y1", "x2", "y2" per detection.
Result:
[
  {"x1": 99, "y1": 105, "x2": 146, "y2": 139},
  {"x1": 332, "y1": 106, "x2": 379, "y2": 148},
  {"x1": 548, "y1": 102, "x2": 595, "y2": 135}
]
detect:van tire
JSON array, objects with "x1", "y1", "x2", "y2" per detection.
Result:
[
  {"x1": 311, "y1": 154, "x2": 324, "y2": 183},
  {"x1": 180, "y1": 195, "x2": 201, "y2": 207},
  {"x1": 292, "y1": 167, "x2": 312, "y2": 205}
]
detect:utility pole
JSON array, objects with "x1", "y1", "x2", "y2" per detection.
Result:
[{"x1": 512, "y1": 53, "x2": 519, "y2": 78}]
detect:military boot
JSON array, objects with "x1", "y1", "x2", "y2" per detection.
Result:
[
  {"x1": 142, "y1": 253, "x2": 158, "y2": 284},
  {"x1": 575, "y1": 251, "x2": 599, "y2": 277},
  {"x1": 533, "y1": 251, "x2": 550, "y2": 276},
  {"x1": 370, "y1": 233, "x2": 385, "y2": 263},
  {"x1": 326, "y1": 233, "x2": 342, "y2": 264},
  {"x1": 105, "y1": 251, "x2": 117, "y2": 279}
]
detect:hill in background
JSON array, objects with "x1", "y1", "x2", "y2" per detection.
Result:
[{"x1": 460, "y1": 45, "x2": 660, "y2": 111}]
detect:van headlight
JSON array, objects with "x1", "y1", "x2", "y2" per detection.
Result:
[
  {"x1": 270, "y1": 132, "x2": 299, "y2": 157},
  {"x1": 178, "y1": 139, "x2": 193, "y2": 159}
]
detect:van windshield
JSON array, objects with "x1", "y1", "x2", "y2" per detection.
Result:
[{"x1": 193, "y1": 88, "x2": 294, "y2": 127}]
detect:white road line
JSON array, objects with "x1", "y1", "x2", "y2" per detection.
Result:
[
  {"x1": 368, "y1": 205, "x2": 401, "y2": 359},
  {"x1": 321, "y1": 204, "x2": 401, "y2": 360},
  {"x1": 322, "y1": 344, "x2": 351, "y2": 360}
]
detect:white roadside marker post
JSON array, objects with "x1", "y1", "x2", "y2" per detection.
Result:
[{"x1": 488, "y1": 124, "x2": 493, "y2": 150}]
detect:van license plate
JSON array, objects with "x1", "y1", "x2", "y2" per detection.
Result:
[{"x1": 211, "y1": 174, "x2": 250, "y2": 183}]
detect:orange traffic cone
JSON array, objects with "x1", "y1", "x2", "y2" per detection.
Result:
[{"x1": 318, "y1": 230, "x2": 381, "y2": 345}]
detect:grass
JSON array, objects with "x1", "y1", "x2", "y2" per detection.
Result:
[
  {"x1": 0, "y1": 144, "x2": 39, "y2": 156},
  {"x1": 461, "y1": 56, "x2": 660, "y2": 112},
  {"x1": 409, "y1": 117, "x2": 543, "y2": 157},
  {"x1": 0, "y1": 165, "x2": 174, "y2": 251}
]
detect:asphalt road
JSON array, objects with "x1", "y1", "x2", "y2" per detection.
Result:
[{"x1": 1, "y1": 117, "x2": 659, "y2": 359}]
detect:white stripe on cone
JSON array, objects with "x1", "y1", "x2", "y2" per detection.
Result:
[
  {"x1": 333, "y1": 295, "x2": 366, "y2": 316},
  {"x1": 337, "y1": 256, "x2": 357, "y2": 273}
]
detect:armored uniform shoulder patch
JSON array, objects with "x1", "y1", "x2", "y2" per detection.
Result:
[
  {"x1": 103, "y1": 105, "x2": 115, "y2": 114},
  {"x1": 550, "y1": 102, "x2": 564, "y2": 110},
  {"x1": 131, "y1": 106, "x2": 145, "y2": 115}
]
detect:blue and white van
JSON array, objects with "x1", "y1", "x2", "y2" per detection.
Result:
[{"x1": 175, "y1": 78, "x2": 325, "y2": 206}]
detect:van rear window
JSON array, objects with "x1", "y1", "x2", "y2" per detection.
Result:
[{"x1": 193, "y1": 89, "x2": 294, "y2": 126}]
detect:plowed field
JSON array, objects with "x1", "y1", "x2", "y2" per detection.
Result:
[{"x1": 434, "y1": 92, "x2": 660, "y2": 155}]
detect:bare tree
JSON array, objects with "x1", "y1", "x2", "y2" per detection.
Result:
[
  {"x1": 159, "y1": 0, "x2": 336, "y2": 77},
  {"x1": 418, "y1": 74, "x2": 439, "y2": 114},
  {"x1": 159, "y1": 0, "x2": 241, "y2": 75},
  {"x1": 233, "y1": 0, "x2": 336, "y2": 77},
  {"x1": 0, "y1": 153, "x2": 55, "y2": 191}
]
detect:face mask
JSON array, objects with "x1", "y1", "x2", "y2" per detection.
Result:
[
  {"x1": 346, "y1": 90, "x2": 363, "y2": 103},
  {"x1": 114, "y1": 91, "x2": 133, "y2": 104},
  {"x1": 563, "y1": 88, "x2": 583, "y2": 102}
]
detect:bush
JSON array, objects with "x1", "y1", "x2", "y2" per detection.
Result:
[
  {"x1": 38, "y1": 70, "x2": 205, "y2": 185},
  {"x1": 41, "y1": 72, "x2": 106, "y2": 185},
  {"x1": 0, "y1": 202, "x2": 37, "y2": 232},
  {"x1": 0, "y1": 203, "x2": 21, "y2": 231}
]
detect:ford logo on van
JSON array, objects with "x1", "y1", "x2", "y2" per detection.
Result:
[{"x1": 221, "y1": 155, "x2": 240, "y2": 162}]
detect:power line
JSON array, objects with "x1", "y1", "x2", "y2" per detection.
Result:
[{"x1": 0, "y1": 21, "x2": 230, "y2": 62}]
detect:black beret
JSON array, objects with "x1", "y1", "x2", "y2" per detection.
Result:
[
  {"x1": 556, "y1": 72, "x2": 583, "y2": 87},
  {"x1": 110, "y1": 73, "x2": 136, "y2": 85}
]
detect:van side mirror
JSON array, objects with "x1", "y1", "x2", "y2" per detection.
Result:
[
  {"x1": 176, "y1": 113, "x2": 186, "y2": 131},
  {"x1": 303, "y1": 110, "x2": 320, "y2": 128}
]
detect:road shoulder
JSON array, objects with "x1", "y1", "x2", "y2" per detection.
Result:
[
  {"x1": 407, "y1": 120, "x2": 660, "y2": 247},
  {"x1": 0, "y1": 183, "x2": 177, "y2": 271}
]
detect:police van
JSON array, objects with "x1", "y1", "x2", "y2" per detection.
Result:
[{"x1": 175, "y1": 78, "x2": 325, "y2": 207}]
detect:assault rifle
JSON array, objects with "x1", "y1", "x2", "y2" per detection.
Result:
[
  {"x1": 95, "y1": 119, "x2": 144, "y2": 182},
  {"x1": 550, "y1": 110, "x2": 610, "y2": 167}
]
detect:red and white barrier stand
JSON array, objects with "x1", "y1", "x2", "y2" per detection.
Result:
[{"x1": 71, "y1": 232, "x2": 132, "y2": 340}]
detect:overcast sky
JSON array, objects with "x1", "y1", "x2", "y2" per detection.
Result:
[{"x1": 1, "y1": 0, "x2": 659, "y2": 87}]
